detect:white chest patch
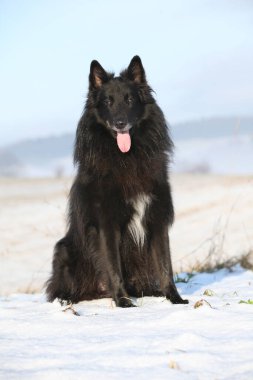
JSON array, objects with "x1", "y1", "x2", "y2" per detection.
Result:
[{"x1": 128, "y1": 194, "x2": 151, "y2": 247}]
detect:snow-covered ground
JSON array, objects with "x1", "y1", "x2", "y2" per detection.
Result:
[
  {"x1": 0, "y1": 174, "x2": 253, "y2": 379},
  {"x1": 1, "y1": 266, "x2": 253, "y2": 379}
]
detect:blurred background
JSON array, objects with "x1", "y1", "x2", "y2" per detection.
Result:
[
  {"x1": 1, "y1": 0, "x2": 253, "y2": 176},
  {"x1": 0, "y1": 0, "x2": 253, "y2": 294}
]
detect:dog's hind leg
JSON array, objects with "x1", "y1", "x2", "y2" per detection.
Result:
[{"x1": 45, "y1": 238, "x2": 74, "y2": 304}]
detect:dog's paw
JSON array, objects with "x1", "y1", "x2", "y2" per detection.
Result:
[{"x1": 117, "y1": 297, "x2": 137, "y2": 308}]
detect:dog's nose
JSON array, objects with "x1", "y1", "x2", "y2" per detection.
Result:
[{"x1": 115, "y1": 120, "x2": 126, "y2": 130}]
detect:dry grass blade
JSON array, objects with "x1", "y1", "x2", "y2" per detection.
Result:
[
  {"x1": 194, "y1": 299, "x2": 214, "y2": 309},
  {"x1": 168, "y1": 360, "x2": 180, "y2": 370}
]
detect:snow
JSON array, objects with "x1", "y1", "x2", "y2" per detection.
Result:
[
  {"x1": 1, "y1": 174, "x2": 253, "y2": 378},
  {"x1": 0, "y1": 266, "x2": 253, "y2": 379}
]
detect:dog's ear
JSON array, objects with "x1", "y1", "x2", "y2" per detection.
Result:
[
  {"x1": 89, "y1": 60, "x2": 108, "y2": 89},
  {"x1": 127, "y1": 56, "x2": 146, "y2": 84}
]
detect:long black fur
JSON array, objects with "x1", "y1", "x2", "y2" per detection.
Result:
[{"x1": 46, "y1": 56, "x2": 188, "y2": 307}]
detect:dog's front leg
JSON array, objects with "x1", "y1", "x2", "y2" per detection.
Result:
[
  {"x1": 100, "y1": 228, "x2": 135, "y2": 307},
  {"x1": 152, "y1": 227, "x2": 189, "y2": 304}
]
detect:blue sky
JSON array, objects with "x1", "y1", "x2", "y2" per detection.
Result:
[{"x1": 0, "y1": 0, "x2": 253, "y2": 145}]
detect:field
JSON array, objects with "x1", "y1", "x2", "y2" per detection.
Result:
[
  {"x1": 1, "y1": 174, "x2": 252, "y2": 294},
  {"x1": 0, "y1": 174, "x2": 253, "y2": 379}
]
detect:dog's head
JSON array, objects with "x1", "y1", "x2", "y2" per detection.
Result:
[{"x1": 87, "y1": 56, "x2": 154, "y2": 153}]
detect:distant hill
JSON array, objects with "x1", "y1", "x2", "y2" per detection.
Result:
[
  {"x1": 0, "y1": 116, "x2": 252, "y2": 176},
  {"x1": 7, "y1": 134, "x2": 75, "y2": 165},
  {"x1": 0, "y1": 134, "x2": 75, "y2": 177},
  {"x1": 170, "y1": 116, "x2": 253, "y2": 140}
]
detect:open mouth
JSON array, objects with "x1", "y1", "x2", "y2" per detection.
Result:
[
  {"x1": 107, "y1": 122, "x2": 132, "y2": 153},
  {"x1": 116, "y1": 131, "x2": 131, "y2": 153}
]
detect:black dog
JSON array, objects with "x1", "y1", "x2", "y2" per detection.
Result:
[{"x1": 46, "y1": 56, "x2": 188, "y2": 307}]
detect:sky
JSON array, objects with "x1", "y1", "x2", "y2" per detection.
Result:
[{"x1": 0, "y1": 0, "x2": 253, "y2": 146}]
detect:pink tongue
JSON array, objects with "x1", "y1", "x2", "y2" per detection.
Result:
[{"x1": 116, "y1": 132, "x2": 131, "y2": 153}]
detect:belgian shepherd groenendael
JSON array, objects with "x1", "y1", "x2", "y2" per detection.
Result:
[{"x1": 46, "y1": 56, "x2": 188, "y2": 307}]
